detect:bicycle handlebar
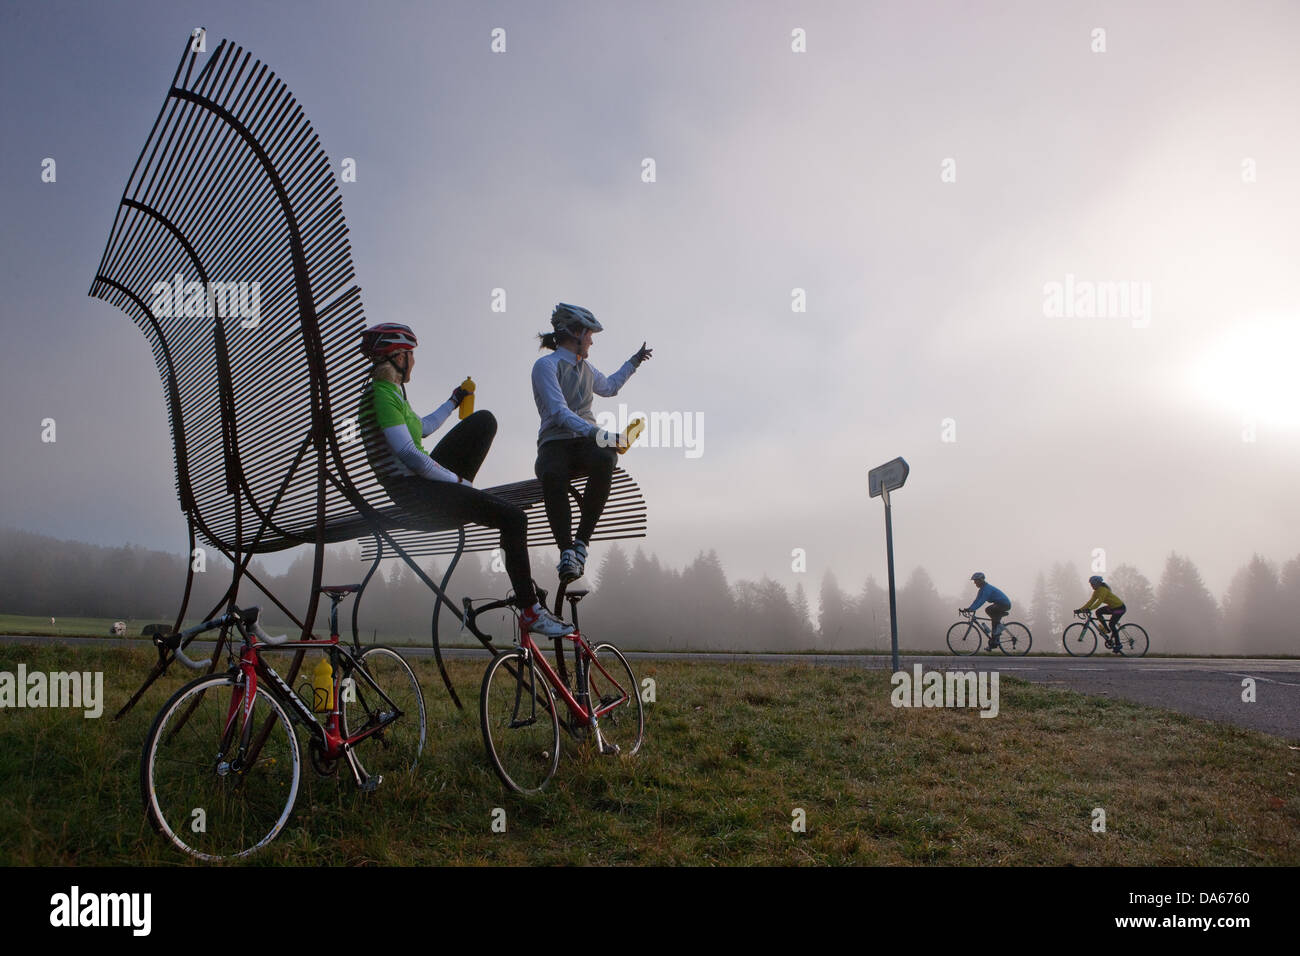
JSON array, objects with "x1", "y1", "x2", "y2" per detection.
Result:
[
  {"x1": 462, "y1": 596, "x2": 515, "y2": 629},
  {"x1": 157, "y1": 606, "x2": 287, "y2": 672},
  {"x1": 249, "y1": 620, "x2": 288, "y2": 646}
]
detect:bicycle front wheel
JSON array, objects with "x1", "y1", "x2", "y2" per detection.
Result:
[
  {"x1": 342, "y1": 645, "x2": 426, "y2": 779},
  {"x1": 998, "y1": 622, "x2": 1032, "y2": 656},
  {"x1": 480, "y1": 650, "x2": 560, "y2": 794},
  {"x1": 1116, "y1": 623, "x2": 1149, "y2": 657},
  {"x1": 946, "y1": 621, "x2": 981, "y2": 655},
  {"x1": 587, "y1": 643, "x2": 644, "y2": 757},
  {"x1": 141, "y1": 673, "x2": 300, "y2": 861},
  {"x1": 1061, "y1": 623, "x2": 1096, "y2": 657}
]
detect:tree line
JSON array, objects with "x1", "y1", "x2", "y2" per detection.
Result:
[{"x1": 0, "y1": 527, "x2": 1294, "y2": 655}]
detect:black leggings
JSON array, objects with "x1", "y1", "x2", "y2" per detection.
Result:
[
  {"x1": 534, "y1": 436, "x2": 618, "y2": 550},
  {"x1": 1098, "y1": 605, "x2": 1126, "y2": 628},
  {"x1": 986, "y1": 603, "x2": 1010, "y2": 628},
  {"x1": 388, "y1": 410, "x2": 537, "y2": 608}
]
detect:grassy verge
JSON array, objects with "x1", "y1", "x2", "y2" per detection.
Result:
[{"x1": 0, "y1": 643, "x2": 1296, "y2": 865}]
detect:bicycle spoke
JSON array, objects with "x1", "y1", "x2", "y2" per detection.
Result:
[
  {"x1": 1062, "y1": 622, "x2": 1096, "y2": 656},
  {"x1": 1117, "y1": 623, "x2": 1149, "y2": 657},
  {"x1": 587, "y1": 643, "x2": 644, "y2": 758},
  {"x1": 480, "y1": 650, "x2": 560, "y2": 794},
  {"x1": 142, "y1": 675, "x2": 300, "y2": 861},
  {"x1": 342, "y1": 646, "x2": 426, "y2": 780},
  {"x1": 947, "y1": 620, "x2": 981, "y2": 655},
  {"x1": 998, "y1": 622, "x2": 1032, "y2": 656}
]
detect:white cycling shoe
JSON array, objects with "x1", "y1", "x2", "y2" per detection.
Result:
[{"x1": 521, "y1": 606, "x2": 575, "y2": 638}]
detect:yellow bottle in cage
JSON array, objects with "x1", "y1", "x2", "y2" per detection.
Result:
[
  {"x1": 458, "y1": 375, "x2": 476, "y2": 419},
  {"x1": 312, "y1": 656, "x2": 334, "y2": 713},
  {"x1": 618, "y1": 417, "x2": 645, "y2": 455}
]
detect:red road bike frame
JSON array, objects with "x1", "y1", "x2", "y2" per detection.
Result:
[
  {"x1": 518, "y1": 626, "x2": 629, "y2": 727},
  {"x1": 223, "y1": 631, "x2": 401, "y2": 765}
]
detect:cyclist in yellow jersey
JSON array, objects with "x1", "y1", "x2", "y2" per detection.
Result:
[{"x1": 1075, "y1": 575, "x2": 1127, "y2": 654}]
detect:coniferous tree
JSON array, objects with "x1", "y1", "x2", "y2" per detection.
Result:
[
  {"x1": 1278, "y1": 555, "x2": 1300, "y2": 646},
  {"x1": 1108, "y1": 564, "x2": 1156, "y2": 621},
  {"x1": 898, "y1": 566, "x2": 947, "y2": 651},
  {"x1": 856, "y1": 576, "x2": 889, "y2": 650},
  {"x1": 1223, "y1": 554, "x2": 1282, "y2": 655},
  {"x1": 1027, "y1": 572, "x2": 1054, "y2": 648},
  {"x1": 682, "y1": 550, "x2": 735, "y2": 649},
  {"x1": 1154, "y1": 553, "x2": 1221, "y2": 654},
  {"x1": 792, "y1": 582, "x2": 815, "y2": 647},
  {"x1": 818, "y1": 570, "x2": 849, "y2": 647},
  {"x1": 1046, "y1": 561, "x2": 1082, "y2": 637}
]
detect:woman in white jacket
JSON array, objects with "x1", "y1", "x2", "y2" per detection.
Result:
[{"x1": 531, "y1": 304, "x2": 652, "y2": 583}]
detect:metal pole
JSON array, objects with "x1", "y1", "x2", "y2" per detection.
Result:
[{"x1": 883, "y1": 485, "x2": 900, "y2": 673}]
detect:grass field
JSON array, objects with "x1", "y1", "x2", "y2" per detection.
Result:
[
  {"x1": 0, "y1": 614, "x2": 146, "y2": 637},
  {"x1": 1, "y1": 642, "x2": 1297, "y2": 866}
]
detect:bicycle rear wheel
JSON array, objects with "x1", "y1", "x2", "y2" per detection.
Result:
[
  {"x1": 141, "y1": 673, "x2": 300, "y2": 861},
  {"x1": 998, "y1": 622, "x2": 1032, "y2": 656},
  {"x1": 341, "y1": 645, "x2": 426, "y2": 780},
  {"x1": 1061, "y1": 623, "x2": 1096, "y2": 656},
  {"x1": 586, "y1": 642, "x2": 644, "y2": 757},
  {"x1": 946, "y1": 621, "x2": 981, "y2": 655},
  {"x1": 1116, "y1": 623, "x2": 1149, "y2": 657},
  {"x1": 480, "y1": 650, "x2": 560, "y2": 794}
]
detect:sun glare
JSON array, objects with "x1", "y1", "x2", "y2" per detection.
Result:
[{"x1": 1189, "y1": 316, "x2": 1300, "y2": 428}]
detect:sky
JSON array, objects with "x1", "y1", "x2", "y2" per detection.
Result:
[{"x1": 1, "y1": 0, "x2": 1298, "y2": 616}]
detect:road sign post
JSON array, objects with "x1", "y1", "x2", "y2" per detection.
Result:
[{"x1": 868, "y1": 457, "x2": 909, "y2": 673}]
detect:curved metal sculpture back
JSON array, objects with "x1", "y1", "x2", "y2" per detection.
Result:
[
  {"x1": 89, "y1": 35, "x2": 386, "y2": 563},
  {"x1": 92, "y1": 35, "x2": 650, "y2": 715}
]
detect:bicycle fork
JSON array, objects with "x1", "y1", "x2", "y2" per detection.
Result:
[{"x1": 574, "y1": 651, "x2": 619, "y2": 756}]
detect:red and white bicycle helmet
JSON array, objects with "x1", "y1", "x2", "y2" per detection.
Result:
[{"x1": 359, "y1": 323, "x2": 418, "y2": 358}]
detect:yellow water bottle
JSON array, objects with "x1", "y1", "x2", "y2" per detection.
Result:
[
  {"x1": 312, "y1": 656, "x2": 334, "y2": 714},
  {"x1": 458, "y1": 375, "x2": 476, "y2": 420},
  {"x1": 618, "y1": 417, "x2": 645, "y2": 455}
]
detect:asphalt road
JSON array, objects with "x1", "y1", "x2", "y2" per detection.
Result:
[{"x1": 4, "y1": 635, "x2": 1296, "y2": 741}]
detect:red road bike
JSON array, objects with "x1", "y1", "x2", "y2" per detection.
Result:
[
  {"x1": 468, "y1": 586, "x2": 644, "y2": 794},
  {"x1": 140, "y1": 588, "x2": 424, "y2": 860}
]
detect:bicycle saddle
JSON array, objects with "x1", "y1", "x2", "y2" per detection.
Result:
[{"x1": 319, "y1": 584, "x2": 361, "y2": 599}]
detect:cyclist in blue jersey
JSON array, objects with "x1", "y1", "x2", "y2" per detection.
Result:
[{"x1": 962, "y1": 572, "x2": 1012, "y2": 649}]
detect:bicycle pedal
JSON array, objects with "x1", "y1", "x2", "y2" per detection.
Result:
[{"x1": 358, "y1": 773, "x2": 383, "y2": 793}]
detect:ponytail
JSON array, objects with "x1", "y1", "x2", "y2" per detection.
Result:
[{"x1": 538, "y1": 331, "x2": 559, "y2": 351}]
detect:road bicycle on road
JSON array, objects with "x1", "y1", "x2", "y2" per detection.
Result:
[
  {"x1": 468, "y1": 585, "x2": 643, "y2": 794},
  {"x1": 1062, "y1": 609, "x2": 1149, "y2": 657},
  {"x1": 947, "y1": 608, "x2": 1032, "y2": 655},
  {"x1": 140, "y1": 586, "x2": 425, "y2": 861}
]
